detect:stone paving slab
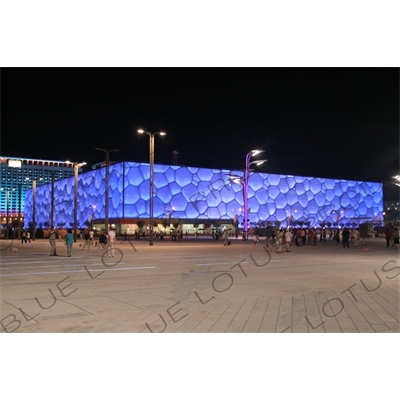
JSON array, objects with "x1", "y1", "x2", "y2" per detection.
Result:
[{"x1": 1, "y1": 237, "x2": 399, "y2": 333}]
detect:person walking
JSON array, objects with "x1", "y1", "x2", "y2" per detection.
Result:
[
  {"x1": 107, "y1": 228, "x2": 116, "y2": 257},
  {"x1": 26, "y1": 231, "x2": 31, "y2": 243},
  {"x1": 342, "y1": 227, "x2": 350, "y2": 248},
  {"x1": 99, "y1": 229, "x2": 107, "y2": 250},
  {"x1": 21, "y1": 230, "x2": 27, "y2": 243},
  {"x1": 65, "y1": 229, "x2": 74, "y2": 257},
  {"x1": 384, "y1": 229, "x2": 392, "y2": 247},
  {"x1": 285, "y1": 229, "x2": 293, "y2": 252},
  {"x1": 276, "y1": 229, "x2": 284, "y2": 253},
  {"x1": 49, "y1": 226, "x2": 58, "y2": 256},
  {"x1": 393, "y1": 228, "x2": 399, "y2": 249}
]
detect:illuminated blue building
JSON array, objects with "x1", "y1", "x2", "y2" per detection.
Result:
[{"x1": 24, "y1": 162, "x2": 384, "y2": 230}]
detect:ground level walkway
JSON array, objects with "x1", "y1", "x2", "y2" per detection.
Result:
[{"x1": 1, "y1": 236, "x2": 399, "y2": 333}]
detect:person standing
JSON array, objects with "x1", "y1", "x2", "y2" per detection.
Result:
[
  {"x1": 253, "y1": 228, "x2": 259, "y2": 245},
  {"x1": 276, "y1": 229, "x2": 284, "y2": 253},
  {"x1": 334, "y1": 229, "x2": 340, "y2": 245},
  {"x1": 107, "y1": 228, "x2": 116, "y2": 257},
  {"x1": 65, "y1": 229, "x2": 74, "y2": 257},
  {"x1": 89, "y1": 229, "x2": 94, "y2": 246},
  {"x1": 265, "y1": 226, "x2": 272, "y2": 247},
  {"x1": 49, "y1": 226, "x2": 58, "y2": 256},
  {"x1": 360, "y1": 228, "x2": 367, "y2": 247},
  {"x1": 222, "y1": 228, "x2": 229, "y2": 246},
  {"x1": 83, "y1": 229, "x2": 90, "y2": 250},
  {"x1": 353, "y1": 229, "x2": 360, "y2": 247},
  {"x1": 26, "y1": 231, "x2": 31, "y2": 243},
  {"x1": 342, "y1": 227, "x2": 350, "y2": 248},
  {"x1": 285, "y1": 229, "x2": 293, "y2": 252},
  {"x1": 21, "y1": 230, "x2": 27, "y2": 243}
]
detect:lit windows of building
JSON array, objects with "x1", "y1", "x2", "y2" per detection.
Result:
[{"x1": 0, "y1": 156, "x2": 79, "y2": 220}]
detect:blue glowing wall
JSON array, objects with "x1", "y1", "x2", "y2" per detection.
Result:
[{"x1": 24, "y1": 162, "x2": 383, "y2": 227}]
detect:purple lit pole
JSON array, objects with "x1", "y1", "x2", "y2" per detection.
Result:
[
  {"x1": 228, "y1": 150, "x2": 267, "y2": 240},
  {"x1": 137, "y1": 129, "x2": 167, "y2": 246},
  {"x1": 32, "y1": 178, "x2": 36, "y2": 241}
]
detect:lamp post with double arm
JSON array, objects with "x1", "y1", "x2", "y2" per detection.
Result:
[
  {"x1": 66, "y1": 161, "x2": 87, "y2": 242},
  {"x1": 137, "y1": 129, "x2": 166, "y2": 246},
  {"x1": 227, "y1": 150, "x2": 268, "y2": 240}
]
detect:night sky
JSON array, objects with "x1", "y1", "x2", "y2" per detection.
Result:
[{"x1": 2, "y1": 68, "x2": 399, "y2": 200}]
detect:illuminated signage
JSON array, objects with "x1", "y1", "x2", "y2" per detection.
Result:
[{"x1": 8, "y1": 160, "x2": 22, "y2": 168}]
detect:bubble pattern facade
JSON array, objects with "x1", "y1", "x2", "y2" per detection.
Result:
[{"x1": 24, "y1": 162, "x2": 383, "y2": 227}]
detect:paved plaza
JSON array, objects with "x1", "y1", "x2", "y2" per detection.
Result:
[{"x1": 1, "y1": 236, "x2": 399, "y2": 333}]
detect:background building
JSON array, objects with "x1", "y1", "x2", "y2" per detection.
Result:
[
  {"x1": 24, "y1": 161, "x2": 384, "y2": 233},
  {"x1": 0, "y1": 156, "x2": 77, "y2": 225}
]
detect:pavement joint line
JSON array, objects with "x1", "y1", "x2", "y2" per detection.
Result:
[
  {"x1": 0, "y1": 262, "x2": 126, "y2": 270},
  {"x1": 0, "y1": 266, "x2": 156, "y2": 277}
]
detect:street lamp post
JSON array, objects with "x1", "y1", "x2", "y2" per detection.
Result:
[
  {"x1": 6, "y1": 189, "x2": 10, "y2": 240},
  {"x1": 50, "y1": 171, "x2": 55, "y2": 228},
  {"x1": 228, "y1": 150, "x2": 268, "y2": 240},
  {"x1": 25, "y1": 178, "x2": 41, "y2": 241},
  {"x1": 137, "y1": 129, "x2": 166, "y2": 246},
  {"x1": 1, "y1": 188, "x2": 13, "y2": 240},
  {"x1": 17, "y1": 184, "x2": 22, "y2": 240},
  {"x1": 32, "y1": 178, "x2": 37, "y2": 241},
  {"x1": 90, "y1": 205, "x2": 96, "y2": 229},
  {"x1": 95, "y1": 148, "x2": 119, "y2": 233},
  {"x1": 66, "y1": 161, "x2": 87, "y2": 242}
]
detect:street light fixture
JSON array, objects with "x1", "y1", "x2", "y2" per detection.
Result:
[
  {"x1": 25, "y1": 177, "x2": 42, "y2": 241},
  {"x1": 66, "y1": 161, "x2": 87, "y2": 242},
  {"x1": 95, "y1": 148, "x2": 119, "y2": 233},
  {"x1": 137, "y1": 129, "x2": 167, "y2": 246},
  {"x1": 1, "y1": 188, "x2": 12, "y2": 239},
  {"x1": 227, "y1": 150, "x2": 268, "y2": 240}
]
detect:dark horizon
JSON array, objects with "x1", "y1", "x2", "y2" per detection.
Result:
[{"x1": 2, "y1": 67, "x2": 399, "y2": 200}]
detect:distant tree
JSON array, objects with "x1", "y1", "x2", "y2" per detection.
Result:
[
  {"x1": 326, "y1": 221, "x2": 332, "y2": 228},
  {"x1": 172, "y1": 219, "x2": 180, "y2": 230},
  {"x1": 136, "y1": 220, "x2": 145, "y2": 232},
  {"x1": 161, "y1": 219, "x2": 169, "y2": 231},
  {"x1": 43, "y1": 221, "x2": 50, "y2": 229}
]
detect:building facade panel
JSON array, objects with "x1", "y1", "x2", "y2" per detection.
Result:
[{"x1": 23, "y1": 161, "x2": 384, "y2": 228}]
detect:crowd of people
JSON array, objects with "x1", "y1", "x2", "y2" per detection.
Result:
[
  {"x1": 47, "y1": 226, "x2": 116, "y2": 257},
  {"x1": 252, "y1": 226, "x2": 399, "y2": 252}
]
